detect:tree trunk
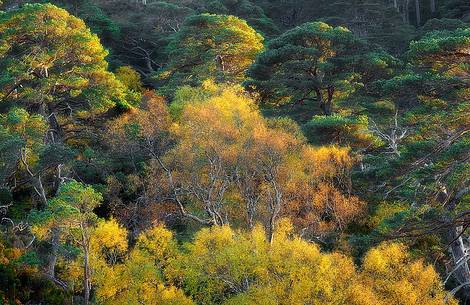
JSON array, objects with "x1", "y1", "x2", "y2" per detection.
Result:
[
  {"x1": 403, "y1": 0, "x2": 410, "y2": 23},
  {"x1": 447, "y1": 226, "x2": 470, "y2": 286},
  {"x1": 83, "y1": 255, "x2": 90, "y2": 305},
  {"x1": 325, "y1": 87, "x2": 334, "y2": 116},
  {"x1": 145, "y1": 56, "x2": 155, "y2": 74},
  {"x1": 45, "y1": 228, "x2": 60, "y2": 278},
  {"x1": 246, "y1": 199, "x2": 256, "y2": 230},
  {"x1": 443, "y1": 188, "x2": 470, "y2": 298},
  {"x1": 35, "y1": 175, "x2": 48, "y2": 207},
  {"x1": 430, "y1": 0, "x2": 436, "y2": 14},
  {"x1": 415, "y1": 0, "x2": 421, "y2": 25},
  {"x1": 315, "y1": 88, "x2": 333, "y2": 116},
  {"x1": 83, "y1": 250, "x2": 90, "y2": 305},
  {"x1": 267, "y1": 178, "x2": 282, "y2": 244},
  {"x1": 82, "y1": 228, "x2": 91, "y2": 305},
  {"x1": 268, "y1": 212, "x2": 277, "y2": 244}
]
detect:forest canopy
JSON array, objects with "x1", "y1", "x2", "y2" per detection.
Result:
[{"x1": 0, "y1": 0, "x2": 469, "y2": 304}]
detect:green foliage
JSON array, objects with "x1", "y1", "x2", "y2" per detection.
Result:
[
  {"x1": 438, "y1": 0, "x2": 470, "y2": 21},
  {"x1": 420, "y1": 18, "x2": 468, "y2": 33},
  {"x1": 44, "y1": 0, "x2": 121, "y2": 42},
  {"x1": 0, "y1": 108, "x2": 47, "y2": 184},
  {"x1": 304, "y1": 114, "x2": 379, "y2": 148},
  {"x1": 156, "y1": 14, "x2": 264, "y2": 97},
  {"x1": 247, "y1": 21, "x2": 395, "y2": 115},
  {"x1": 198, "y1": 0, "x2": 279, "y2": 37},
  {"x1": 115, "y1": 66, "x2": 144, "y2": 93},
  {"x1": 0, "y1": 3, "x2": 127, "y2": 120},
  {"x1": 408, "y1": 27, "x2": 470, "y2": 75},
  {"x1": 30, "y1": 180, "x2": 102, "y2": 238},
  {"x1": 0, "y1": 1, "x2": 469, "y2": 303}
]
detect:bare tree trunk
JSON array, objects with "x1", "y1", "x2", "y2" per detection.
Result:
[
  {"x1": 415, "y1": 0, "x2": 421, "y2": 25},
  {"x1": 430, "y1": 0, "x2": 436, "y2": 14},
  {"x1": 443, "y1": 188, "x2": 470, "y2": 298},
  {"x1": 80, "y1": 220, "x2": 91, "y2": 305},
  {"x1": 393, "y1": 0, "x2": 399, "y2": 11},
  {"x1": 34, "y1": 175, "x2": 48, "y2": 207},
  {"x1": 447, "y1": 226, "x2": 470, "y2": 286},
  {"x1": 267, "y1": 178, "x2": 282, "y2": 244},
  {"x1": 245, "y1": 197, "x2": 257, "y2": 230},
  {"x1": 82, "y1": 230, "x2": 91, "y2": 305},
  {"x1": 268, "y1": 212, "x2": 277, "y2": 244},
  {"x1": 403, "y1": 0, "x2": 410, "y2": 23}
]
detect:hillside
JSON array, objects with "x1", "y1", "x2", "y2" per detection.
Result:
[{"x1": 0, "y1": 1, "x2": 469, "y2": 304}]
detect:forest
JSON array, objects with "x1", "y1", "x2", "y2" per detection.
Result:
[{"x1": 0, "y1": 0, "x2": 469, "y2": 304}]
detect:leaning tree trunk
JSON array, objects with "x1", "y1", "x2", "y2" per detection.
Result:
[
  {"x1": 83, "y1": 249, "x2": 90, "y2": 305},
  {"x1": 447, "y1": 226, "x2": 470, "y2": 285},
  {"x1": 443, "y1": 187, "x2": 470, "y2": 298}
]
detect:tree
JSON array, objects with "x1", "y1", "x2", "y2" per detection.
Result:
[
  {"x1": 196, "y1": 0, "x2": 280, "y2": 37},
  {"x1": 0, "y1": 3, "x2": 127, "y2": 141},
  {"x1": 105, "y1": 1, "x2": 195, "y2": 75},
  {"x1": 0, "y1": 107, "x2": 76, "y2": 209},
  {"x1": 323, "y1": 0, "x2": 416, "y2": 53},
  {"x1": 367, "y1": 27, "x2": 470, "y2": 297},
  {"x1": 159, "y1": 83, "x2": 364, "y2": 242},
  {"x1": 115, "y1": 66, "x2": 144, "y2": 92},
  {"x1": 30, "y1": 180, "x2": 102, "y2": 304},
  {"x1": 168, "y1": 223, "x2": 457, "y2": 305},
  {"x1": 246, "y1": 22, "x2": 394, "y2": 116},
  {"x1": 254, "y1": 0, "x2": 319, "y2": 29},
  {"x1": 156, "y1": 14, "x2": 264, "y2": 97},
  {"x1": 104, "y1": 91, "x2": 174, "y2": 233},
  {"x1": 438, "y1": 0, "x2": 470, "y2": 22},
  {"x1": 358, "y1": 242, "x2": 457, "y2": 305},
  {"x1": 93, "y1": 222, "x2": 194, "y2": 305},
  {"x1": 46, "y1": 0, "x2": 121, "y2": 42},
  {"x1": 0, "y1": 108, "x2": 47, "y2": 191},
  {"x1": 303, "y1": 114, "x2": 379, "y2": 149},
  {"x1": 163, "y1": 83, "x2": 267, "y2": 226}
]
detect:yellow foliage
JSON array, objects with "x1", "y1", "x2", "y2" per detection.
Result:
[
  {"x1": 93, "y1": 223, "x2": 193, "y2": 305},
  {"x1": 91, "y1": 218, "x2": 128, "y2": 255},
  {"x1": 166, "y1": 224, "x2": 455, "y2": 305},
  {"x1": 115, "y1": 66, "x2": 144, "y2": 92},
  {"x1": 360, "y1": 242, "x2": 457, "y2": 305},
  {"x1": 166, "y1": 83, "x2": 364, "y2": 236}
]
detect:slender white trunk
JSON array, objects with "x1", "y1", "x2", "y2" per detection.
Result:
[
  {"x1": 430, "y1": 0, "x2": 436, "y2": 13},
  {"x1": 448, "y1": 226, "x2": 470, "y2": 286},
  {"x1": 404, "y1": 0, "x2": 410, "y2": 23},
  {"x1": 415, "y1": 0, "x2": 421, "y2": 25}
]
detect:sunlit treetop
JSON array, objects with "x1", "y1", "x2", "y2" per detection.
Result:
[
  {"x1": 408, "y1": 27, "x2": 470, "y2": 76},
  {"x1": 168, "y1": 223, "x2": 457, "y2": 305},
  {"x1": 156, "y1": 13, "x2": 264, "y2": 97},
  {"x1": 0, "y1": 3, "x2": 127, "y2": 118},
  {"x1": 115, "y1": 66, "x2": 145, "y2": 93}
]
